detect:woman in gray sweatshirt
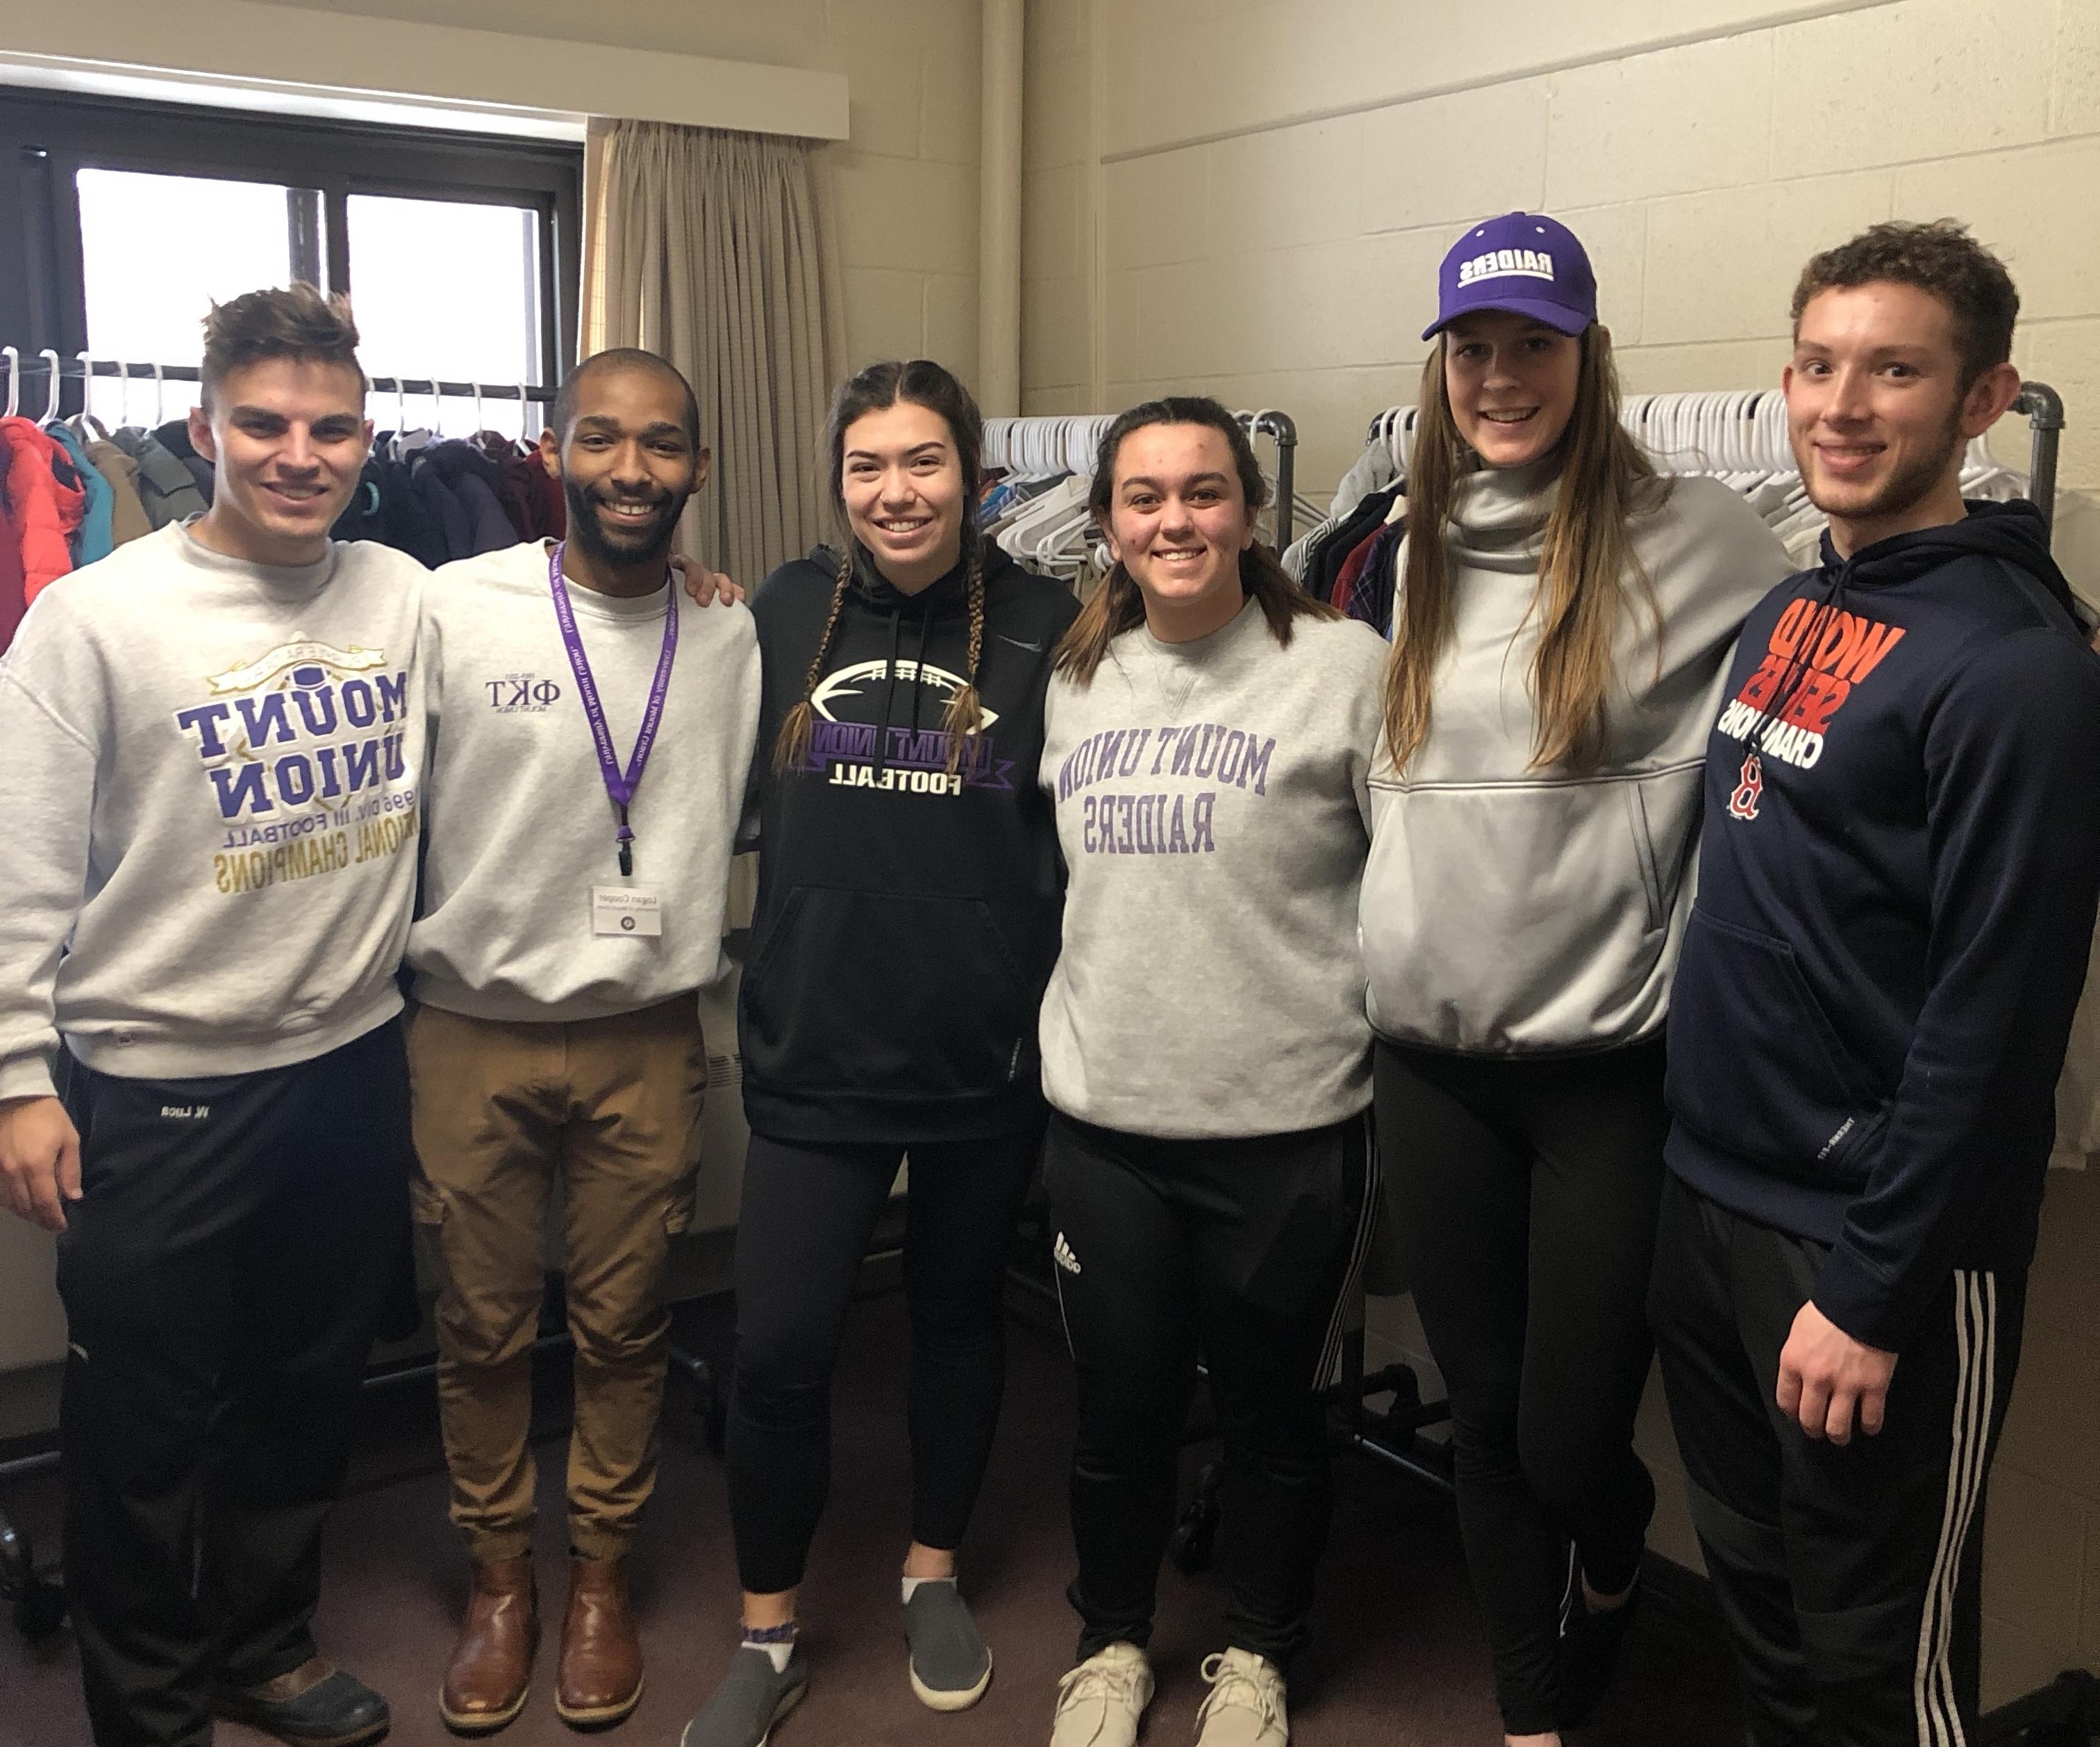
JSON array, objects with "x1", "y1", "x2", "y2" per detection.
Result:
[
  {"x1": 1038, "y1": 397, "x2": 1387, "y2": 1747},
  {"x1": 1360, "y1": 213, "x2": 1792, "y2": 1747}
]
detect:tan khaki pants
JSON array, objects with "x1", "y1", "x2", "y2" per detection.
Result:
[{"x1": 407, "y1": 998, "x2": 705, "y2": 1562}]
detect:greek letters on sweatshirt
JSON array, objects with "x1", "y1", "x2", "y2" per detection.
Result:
[
  {"x1": 1360, "y1": 460, "x2": 1794, "y2": 1055},
  {"x1": 0, "y1": 521, "x2": 426, "y2": 1099},
  {"x1": 407, "y1": 542, "x2": 762, "y2": 1022},
  {"x1": 1665, "y1": 501, "x2": 2100, "y2": 1351},
  {"x1": 1040, "y1": 600, "x2": 1387, "y2": 1139},
  {"x1": 741, "y1": 542, "x2": 1078, "y2": 1145}
]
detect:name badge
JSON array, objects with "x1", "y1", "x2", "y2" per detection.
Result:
[{"x1": 592, "y1": 886, "x2": 663, "y2": 938}]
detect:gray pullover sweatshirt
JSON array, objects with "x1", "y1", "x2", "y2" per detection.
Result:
[
  {"x1": 0, "y1": 522, "x2": 427, "y2": 1099},
  {"x1": 1361, "y1": 459, "x2": 1792, "y2": 1055},
  {"x1": 408, "y1": 542, "x2": 761, "y2": 1021},
  {"x1": 1040, "y1": 600, "x2": 1388, "y2": 1137}
]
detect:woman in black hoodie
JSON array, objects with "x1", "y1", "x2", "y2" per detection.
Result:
[{"x1": 683, "y1": 360, "x2": 1076, "y2": 1747}]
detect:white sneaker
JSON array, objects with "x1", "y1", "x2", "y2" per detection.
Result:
[
  {"x1": 1194, "y1": 1648, "x2": 1288, "y2": 1746},
  {"x1": 1050, "y1": 1642, "x2": 1155, "y2": 1747}
]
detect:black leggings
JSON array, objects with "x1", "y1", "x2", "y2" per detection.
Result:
[
  {"x1": 1375, "y1": 1038, "x2": 1668, "y2": 1735},
  {"x1": 725, "y1": 1126, "x2": 1041, "y2": 1596},
  {"x1": 1044, "y1": 1110, "x2": 1373, "y2": 1673}
]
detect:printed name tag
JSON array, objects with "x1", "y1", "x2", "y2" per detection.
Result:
[{"x1": 592, "y1": 886, "x2": 663, "y2": 937}]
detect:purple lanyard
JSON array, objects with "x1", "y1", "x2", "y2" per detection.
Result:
[{"x1": 548, "y1": 540, "x2": 678, "y2": 876}]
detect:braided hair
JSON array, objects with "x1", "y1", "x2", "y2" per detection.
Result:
[
  {"x1": 772, "y1": 542, "x2": 855, "y2": 774},
  {"x1": 939, "y1": 545, "x2": 987, "y2": 776},
  {"x1": 770, "y1": 359, "x2": 990, "y2": 778}
]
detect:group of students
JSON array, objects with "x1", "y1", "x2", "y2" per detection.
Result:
[{"x1": 1, "y1": 203, "x2": 2096, "y2": 1747}]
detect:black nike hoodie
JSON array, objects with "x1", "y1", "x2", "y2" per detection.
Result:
[
  {"x1": 740, "y1": 537, "x2": 1078, "y2": 1144},
  {"x1": 1665, "y1": 499, "x2": 2100, "y2": 1350}
]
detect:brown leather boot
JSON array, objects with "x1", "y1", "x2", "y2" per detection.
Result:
[
  {"x1": 440, "y1": 1557, "x2": 538, "y2": 1735},
  {"x1": 556, "y1": 1554, "x2": 644, "y2": 1728}
]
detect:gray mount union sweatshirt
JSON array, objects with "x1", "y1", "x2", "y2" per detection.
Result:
[
  {"x1": 0, "y1": 521, "x2": 428, "y2": 1099},
  {"x1": 1360, "y1": 458, "x2": 1792, "y2": 1055},
  {"x1": 408, "y1": 542, "x2": 762, "y2": 1021},
  {"x1": 1039, "y1": 599, "x2": 1388, "y2": 1138}
]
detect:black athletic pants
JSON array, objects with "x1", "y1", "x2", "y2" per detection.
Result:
[
  {"x1": 725, "y1": 1126, "x2": 1042, "y2": 1595},
  {"x1": 53, "y1": 1021, "x2": 412, "y2": 1747},
  {"x1": 1374, "y1": 1037, "x2": 1667, "y2": 1735},
  {"x1": 1043, "y1": 1110, "x2": 1374, "y2": 1673},
  {"x1": 1650, "y1": 1173, "x2": 2025, "y2": 1747}
]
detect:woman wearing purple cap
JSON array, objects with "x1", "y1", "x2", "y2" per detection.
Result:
[{"x1": 1358, "y1": 212, "x2": 1791, "y2": 1746}]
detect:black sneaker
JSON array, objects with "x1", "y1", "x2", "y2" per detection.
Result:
[
  {"x1": 212, "y1": 1662, "x2": 390, "y2": 1747},
  {"x1": 1557, "y1": 1548, "x2": 1641, "y2": 1725},
  {"x1": 681, "y1": 1644, "x2": 809, "y2": 1747},
  {"x1": 903, "y1": 1580, "x2": 992, "y2": 1711}
]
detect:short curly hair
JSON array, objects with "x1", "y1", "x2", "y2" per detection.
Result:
[
  {"x1": 201, "y1": 283, "x2": 364, "y2": 410},
  {"x1": 1791, "y1": 219, "x2": 2018, "y2": 389}
]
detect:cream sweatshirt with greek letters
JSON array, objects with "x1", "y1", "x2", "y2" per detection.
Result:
[
  {"x1": 0, "y1": 521, "x2": 426, "y2": 1099},
  {"x1": 408, "y1": 542, "x2": 762, "y2": 1022}
]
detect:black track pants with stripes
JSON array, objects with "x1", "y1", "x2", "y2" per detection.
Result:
[
  {"x1": 1649, "y1": 1173, "x2": 2025, "y2": 1747},
  {"x1": 1042, "y1": 1109, "x2": 1375, "y2": 1673}
]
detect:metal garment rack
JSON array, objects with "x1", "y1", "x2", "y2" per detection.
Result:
[
  {"x1": 0, "y1": 346, "x2": 556, "y2": 421},
  {"x1": 981, "y1": 408, "x2": 1300, "y2": 551}
]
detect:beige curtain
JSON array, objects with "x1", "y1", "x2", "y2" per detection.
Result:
[{"x1": 584, "y1": 120, "x2": 845, "y2": 583}]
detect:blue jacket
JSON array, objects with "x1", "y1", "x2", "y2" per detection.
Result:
[{"x1": 1665, "y1": 499, "x2": 2100, "y2": 1349}]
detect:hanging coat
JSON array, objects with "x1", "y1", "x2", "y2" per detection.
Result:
[
  {"x1": 85, "y1": 438, "x2": 153, "y2": 546},
  {"x1": 48, "y1": 423, "x2": 114, "y2": 567},
  {"x1": 0, "y1": 417, "x2": 88, "y2": 603},
  {"x1": 0, "y1": 428, "x2": 28, "y2": 653}
]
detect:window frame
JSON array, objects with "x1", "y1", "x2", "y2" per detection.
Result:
[{"x1": 0, "y1": 88, "x2": 582, "y2": 411}]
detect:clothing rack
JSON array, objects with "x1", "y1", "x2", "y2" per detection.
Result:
[
  {"x1": 983, "y1": 409, "x2": 1301, "y2": 550},
  {"x1": 0, "y1": 346, "x2": 556, "y2": 423},
  {"x1": 1363, "y1": 382, "x2": 2066, "y2": 532}
]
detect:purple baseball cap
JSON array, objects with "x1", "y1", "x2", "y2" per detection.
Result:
[{"x1": 1422, "y1": 212, "x2": 1598, "y2": 341}]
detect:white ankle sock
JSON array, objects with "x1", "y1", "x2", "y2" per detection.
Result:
[
  {"x1": 900, "y1": 1573, "x2": 956, "y2": 1605},
  {"x1": 741, "y1": 1622, "x2": 798, "y2": 1673}
]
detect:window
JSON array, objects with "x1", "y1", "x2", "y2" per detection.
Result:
[{"x1": 0, "y1": 90, "x2": 580, "y2": 440}]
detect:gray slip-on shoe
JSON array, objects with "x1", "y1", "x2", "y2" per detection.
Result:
[{"x1": 905, "y1": 1580, "x2": 992, "y2": 1711}]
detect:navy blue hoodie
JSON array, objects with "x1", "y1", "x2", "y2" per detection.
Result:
[{"x1": 1664, "y1": 499, "x2": 2100, "y2": 1350}]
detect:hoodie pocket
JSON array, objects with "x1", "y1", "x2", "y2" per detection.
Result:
[
  {"x1": 1665, "y1": 909, "x2": 1885, "y2": 1181},
  {"x1": 741, "y1": 887, "x2": 1033, "y2": 1099},
  {"x1": 1361, "y1": 764, "x2": 1701, "y2": 1051}
]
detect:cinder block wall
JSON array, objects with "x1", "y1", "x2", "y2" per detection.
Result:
[{"x1": 1023, "y1": 0, "x2": 2100, "y2": 1703}]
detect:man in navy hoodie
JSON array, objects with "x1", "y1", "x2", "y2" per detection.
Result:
[{"x1": 1651, "y1": 220, "x2": 2100, "y2": 1747}]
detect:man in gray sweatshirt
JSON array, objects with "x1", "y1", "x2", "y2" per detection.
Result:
[
  {"x1": 407, "y1": 351, "x2": 760, "y2": 1735},
  {"x1": 0, "y1": 287, "x2": 418, "y2": 1747}
]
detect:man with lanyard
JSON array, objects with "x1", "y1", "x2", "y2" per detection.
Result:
[
  {"x1": 406, "y1": 349, "x2": 760, "y2": 1735},
  {"x1": 1652, "y1": 221, "x2": 2100, "y2": 1744}
]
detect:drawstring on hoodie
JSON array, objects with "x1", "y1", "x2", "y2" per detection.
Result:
[
  {"x1": 878, "y1": 604, "x2": 903, "y2": 771},
  {"x1": 912, "y1": 609, "x2": 933, "y2": 736}
]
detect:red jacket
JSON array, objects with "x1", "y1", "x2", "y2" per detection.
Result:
[
  {"x1": 0, "y1": 417, "x2": 87, "y2": 603},
  {"x1": 0, "y1": 429, "x2": 26, "y2": 653}
]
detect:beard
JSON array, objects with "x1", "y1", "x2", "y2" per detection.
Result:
[
  {"x1": 1797, "y1": 401, "x2": 1966, "y2": 527},
  {"x1": 563, "y1": 476, "x2": 687, "y2": 567}
]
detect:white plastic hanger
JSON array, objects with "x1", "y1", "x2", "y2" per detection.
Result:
[
  {"x1": 35, "y1": 349, "x2": 60, "y2": 426},
  {"x1": 1, "y1": 346, "x2": 17, "y2": 419}
]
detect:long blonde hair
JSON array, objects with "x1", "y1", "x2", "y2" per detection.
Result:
[{"x1": 1382, "y1": 325, "x2": 1664, "y2": 774}]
